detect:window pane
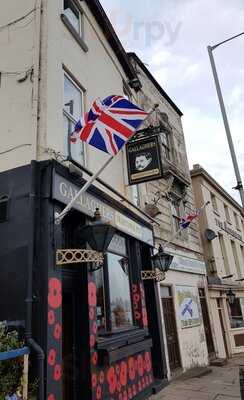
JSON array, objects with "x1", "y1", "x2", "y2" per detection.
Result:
[
  {"x1": 64, "y1": 0, "x2": 80, "y2": 34},
  {"x1": 94, "y1": 268, "x2": 106, "y2": 333},
  {"x1": 107, "y1": 253, "x2": 133, "y2": 330},
  {"x1": 63, "y1": 114, "x2": 84, "y2": 165},
  {"x1": 228, "y1": 298, "x2": 244, "y2": 328},
  {"x1": 64, "y1": 75, "x2": 82, "y2": 121}
]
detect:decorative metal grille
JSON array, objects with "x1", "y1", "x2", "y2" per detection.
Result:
[
  {"x1": 56, "y1": 249, "x2": 103, "y2": 266},
  {"x1": 141, "y1": 270, "x2": 166, "y2": 282}
]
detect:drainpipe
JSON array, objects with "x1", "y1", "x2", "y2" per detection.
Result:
[{"x1": 25, "y1": 160, "x2": 45, "y2": 400}]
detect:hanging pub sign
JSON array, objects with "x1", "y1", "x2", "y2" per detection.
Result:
[{"x1": 126, "y1": 135, "x2": 163, "y2": 185}]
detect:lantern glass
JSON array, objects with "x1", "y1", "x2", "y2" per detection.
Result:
[
  {"x1": 151, "y1": 245, "x2": 174, "y2": 273},
  {"x1": 226, "y1": 288, "x2": 236, "y2": 305}
]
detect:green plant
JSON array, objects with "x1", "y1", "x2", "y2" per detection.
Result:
[{"x1": 0, "y1": 323, "x2": 24, "y2": 400}]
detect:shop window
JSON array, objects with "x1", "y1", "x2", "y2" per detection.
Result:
[
  {"x1": 95, "y1": 235, "x2": 134, "y2": 333},
  {"x1": 160, "y1": 130, "x2": 171, "y2": 160},
  {"x1": 224, "y1": 204, "x2": 231, "y2": 222},
  {"x1": 63, "y1": 71, "x2": 85, "y2": 165},
  {"x1": 210, "y1": 193, "x2": 218, "y2": 213},
  {"x1": 228, "y1": 297, "x2": 244, "y2": 329},
  {"x1": 160, "y1": 286, "x2": 172, "y2": 298},
  {"x1": 63, "y1": 0, "x2": 82, "y2": 36}
]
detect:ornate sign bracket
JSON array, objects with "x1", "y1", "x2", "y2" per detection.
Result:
[
  {"x1": 141, "y1": 269, "x2": 166, "y2": 282},
  {"x1": 56, "y1": 249, "x2": 103, "y2": 266}
]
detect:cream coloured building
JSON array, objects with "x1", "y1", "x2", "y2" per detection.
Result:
[
  {"x1": 128, "y1": 54, "x2": 210, "y2": 378},
  {"x1": 191, "y1": 164, "x2": 244, "y2": 359}
]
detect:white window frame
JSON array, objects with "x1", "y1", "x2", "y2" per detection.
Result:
[
  {"x1": 63, "y1": 70, "x2": 85, "y2": 166},
  {"x1": 63, "y1": 0, "x2": 83, "y2": 37}
]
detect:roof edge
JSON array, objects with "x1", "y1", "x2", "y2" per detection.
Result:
[
  {"x1": 128, "y1": 52, "x2": 183, "y2": 117},
  {"x1": 191, "y1": 165, "x2": 244, "y2": 215}
]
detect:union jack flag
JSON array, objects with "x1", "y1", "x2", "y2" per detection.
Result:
[
  {"x1": 180, "y1": 209, "x2": 202, "y2": 229},
  {"x1": 70, "y1": 95, "x2": 148, "y2": 155}
]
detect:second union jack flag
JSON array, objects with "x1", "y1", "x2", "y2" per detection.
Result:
[{"x1": 70, "y1": 95, "x2": 148, "y2": 155}]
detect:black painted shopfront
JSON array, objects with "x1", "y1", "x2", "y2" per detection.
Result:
[{"x1": 0, "y1": 160, "x2": 167, "y2": 400}]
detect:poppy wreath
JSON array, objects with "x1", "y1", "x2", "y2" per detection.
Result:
[
  {"x1": 53, "y1": 322, "x2": 62, "y2": 340},
  {"x1": 119, "y1": 361, "x2": 127, "y2": 386},
  {"x1": 128, "y1": 357, "x2": 136, "y2": 381},
  {"x1": 48, "y1": 310, "x2": 55, "y2": 325},
  {"x1": 48, "y1": 278, "x2": 62, "y2": 309},
  {"x1": 96, "y1": 385, "x2": 102, "y2": 400},
  {"x1": 53, "y1": 364, "x2": 62, "y2": 381},
  {"x1": 137, "y1": 355, "x2": 144, "y2": 377}
]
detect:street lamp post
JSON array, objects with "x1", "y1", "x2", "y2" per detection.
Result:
[{"x1": 207, "y1": 32, "x2": 244, "y2": 208}]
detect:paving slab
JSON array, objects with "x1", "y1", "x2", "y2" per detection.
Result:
[{"x1": 152, "y1": 354, "x2": 244, "y2": 400}]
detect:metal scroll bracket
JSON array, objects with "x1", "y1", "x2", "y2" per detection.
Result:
[
  {"x1": 141, "y1": 269, "x2": 166, "y2": 282},
  {"x1": 56, "y1": 249, "x2": 104, "y2": 268}
]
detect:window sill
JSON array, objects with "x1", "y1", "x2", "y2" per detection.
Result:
[
  {"x1": 97, "y1": 329, "x2": 152, "y2": 365},
  {"x1": 61, "y1": 14, "x2": 88, "y2": 53},
  {"x1": 213, "y1": 210, "x2": 220, "y2": 217}
]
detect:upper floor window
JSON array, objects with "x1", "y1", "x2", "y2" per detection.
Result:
[
  {"x1": 160, "y1": 130, "x2": 170, "y2": 160},
  {"x1": 234, "y1": 212, "x2": 240, "y2": 230},
  {"x1": 224, "y1": 204, "x2": 231, "y2": 222},
  {"x1": 210, "y1": 193, "x2": 218, "y2": 212},
  {"x1": 64, "y1": 0, "x2": 82, "y2": 36},
  {"x1": 63, "y1": 72, "x2": 85, "y2": 165}
]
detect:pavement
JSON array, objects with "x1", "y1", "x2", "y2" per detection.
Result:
[{"x1": 153, "y1": 354, "x2": 244, "y2": 400}]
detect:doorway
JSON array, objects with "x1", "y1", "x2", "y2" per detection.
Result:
[
  {"x1": 217, "y1": 298, "x2": 229, "y2": 358},
  {"x1": 198, "y1": 289, "x2": 215, "y2": 359},
  {"x1": 161, "y1": 286, "x2": 181, "y2": 370}
]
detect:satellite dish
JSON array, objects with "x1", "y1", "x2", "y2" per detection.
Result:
[{"x1": 205, "y1": 229, "x2": 217, "y2": 241}]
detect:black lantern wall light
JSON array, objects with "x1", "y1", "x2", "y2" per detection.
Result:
[
  {"x1": 56, "y1": 208, "x2": 116, "y2": 271},
  {"x1": 226, "y1": 288, "x2": 236, "y2": 305},
  {"x1": 141, "y1": 244, "x2": 174, "y2": 282}
]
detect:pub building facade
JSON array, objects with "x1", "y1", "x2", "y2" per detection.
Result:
[
  {"x1": 127, "y1": 54, "x2": 211, "y2": 377},
  {"x1": 191, "y1": 165, "x2": 244, "y2": 360},
  {"x1": 0, "y1": 0, "x2": 168, "y2": 399}
]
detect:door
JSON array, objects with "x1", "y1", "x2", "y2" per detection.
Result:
[
  {"x1": 161, "y1": 286, "x2": 181, "y2": 370},
  {"x1": 199, "y1": 289, "x2": 215, "y2": 359},
  {"x1": 217, "y1": 298, "x2": 229, "y2": 358}
]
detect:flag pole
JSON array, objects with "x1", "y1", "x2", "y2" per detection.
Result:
[
  {"x1": 55, "y1": 103, "x2": 159, "y2": 224},
  {"x1": 163, "y1": 201, "x2": 210, "y2": 250}
]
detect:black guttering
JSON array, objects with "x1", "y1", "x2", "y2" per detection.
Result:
[
  {"x1": 191, "y1": 165, "x2": 244, "y2": 216},
  {"x1": 128, "y1": 52, "x2": 183, "y2": 117},
  {"x1": 84, "y1": 0, "x2": 141, "y2": 90}
]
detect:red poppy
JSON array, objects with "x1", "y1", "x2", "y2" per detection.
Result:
[
  {"x1": 137, "y1": 355, "x2": 144, "y2": 377},
  {"x1": 119, "y1": 361, "x2": 127, "y2": 386},
  {"x1": 92, "y1": 373, "x2": 97, "y2": 388},
  {"x1": 90, "y1": 334, "x2": 96, "y2": 348},
  {"x1": 48, "y1": 395, "x2": 55, "y2": 400},
  {"x1": 88, "y1": 282, "x2": 97, "y2": 307},
  {"x1": 142, "y1": 308, "x2": 148, "y2": 327},
  {"x1": 107, "y1": 366, "x2": 117, "y2": 395},
  {"x1": 92, "y1": 322, "x2": 97, "y2": 334},
  {"x1": 128, "y1": 357, "x2": 136, "y2": 381},
  {"x1": 132, "y1": 284, "x2": 138, "y2": 293},
  {"x1": 92, "y1": 351, "x2": 98, "y2": 365},
  {"x1": 53, "y1": 323, "x2": 62, "y2": 340},
  {"x1": 48, "y1": 278, "x2": 62, "y2": 309},
  {"x1": 99, "y1": 371, "x2": 104, "y2": 384},
  {"x1": 89, "y1": 307, "x2": 95, "y2": 320},
  {"x1": 133, "y1": 293, "x2": 140, "y2": 303},
  {"x1": 53, "y1": 364, "x2": 62, "y2": 381},
  {"x1": 47, "y1": 348, "x2": 56, "y2": 366},
  {"x1": 144, "y1": 352, "x2": 152, "y2": 372},
  {"x1": 48, "y1": 310, "x2": 55, "y2": 325},
  {"x1": 135, "y1": 311, "x2": 141, "y2": 320},
  {"x1": 96, "y1": 385, "x2": 102, "y2": 400}
]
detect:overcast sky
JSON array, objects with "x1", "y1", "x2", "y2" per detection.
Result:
[{"x1": 100, "y1": 0, "x2": 244, "y2": 203}]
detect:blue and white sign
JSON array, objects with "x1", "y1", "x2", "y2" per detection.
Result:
[{"x1": 176, "y1": 286, "x2": 201, "y2": 329}]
